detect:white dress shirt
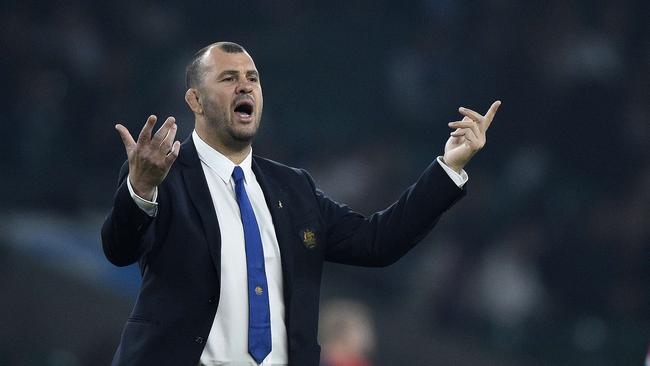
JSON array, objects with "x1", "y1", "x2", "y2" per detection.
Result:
[{"x1": 126, "y1": 131, "x2": 467, "y2": 365}]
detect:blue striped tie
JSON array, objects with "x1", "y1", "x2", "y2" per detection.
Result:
[{"x1": 232, "y1": 166, "x2": 272, "y2": 364}]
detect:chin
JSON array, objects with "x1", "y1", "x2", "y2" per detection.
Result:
[{"x1": 229, "y1": 129, "x2": 258, "y2": 143}]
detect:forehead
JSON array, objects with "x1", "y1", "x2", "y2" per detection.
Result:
[{"x1": 202, "y1": 47, "x2": 258, "y2": 74}]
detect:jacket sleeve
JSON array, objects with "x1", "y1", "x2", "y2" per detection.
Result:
[
  {"x1": 310, "y1": 159, "x2": 466, "y2": 267},
  {"x1": 101, "y1": 162, "x2": 156, "y2": 267}
]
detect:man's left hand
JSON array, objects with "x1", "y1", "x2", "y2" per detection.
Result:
[{"x1": 443, "y1": 100, "x2": 501, "y2": 173}]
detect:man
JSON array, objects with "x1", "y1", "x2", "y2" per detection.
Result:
[
  {"x1": 320, "y1": 299, "x2": 375, "y2": 366},
  {"x1": 102, "y1": 41, "x2": 501, "y2": 366}
]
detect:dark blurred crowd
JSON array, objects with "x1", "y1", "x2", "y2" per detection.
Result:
[{"x1": 1, "y1": 1, "x2": 648, "y2": 365}]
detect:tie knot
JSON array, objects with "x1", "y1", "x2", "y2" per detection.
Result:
[{"x1": 232, "y1": 166, "x2": 245, "y2": 183}]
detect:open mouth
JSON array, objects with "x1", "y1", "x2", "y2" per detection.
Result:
[{"x1": 234, "y1": 100, "x2": 254, "y2": 118}]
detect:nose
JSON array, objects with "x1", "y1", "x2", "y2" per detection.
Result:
[{"x1": 236, "y1": 79, "x2": 253, "y2": 94}]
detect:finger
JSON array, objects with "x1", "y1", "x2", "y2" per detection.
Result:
[
  {"x1": 450, "y1": 128, "x2": 465, "y2": 137},
  {"x1": 160, "y1": 123, "x2": 178, "y2": 151},
  {"x1": 115, "y1": 124, "x2": 136, "y2": 151},
  {"x1": 152, "y1": 117, "x2": 176, "y2": 145},
  {"x1": 138, "y1": 115, "x2": 158, "y2": 143},
  {"x1": 463, "y1": 128, "x2": 479, "y2": 143},
  {"x1": 458, "y1": 107, "x2": 485, "y2": 125},
  {"x1": 450, "y1": 127, "x2": 476, "y2": 139},
  {"x1": 463, "y1": 128, "x2": 485, "y2": 150},
  {"x1": 449, "y1": 120, "x2": 478, "y2": 128},
  {"x1": 484, "y1": 100, "x2": 502, "y2": 128},
  {"x1": 164, "y1": 141, "x2": 181, "y2": 164},
  {"x1": 448, "y1": 120, "x2": 481, "y2": 137}
]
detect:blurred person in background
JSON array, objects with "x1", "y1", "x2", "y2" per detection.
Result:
[
  {"x1": 101, "y1": 41, "x2": 500, "y2": 365},
  {"x1": 320, "y1": 299, "x2": 375, "y2": 366}
]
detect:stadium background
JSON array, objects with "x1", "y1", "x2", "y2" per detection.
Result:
[{"x1": 1, "y1": 1, "x2": 648, "y2": 365}]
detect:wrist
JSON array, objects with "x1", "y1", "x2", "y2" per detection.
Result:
[
  {"x1": 441, "y1": 157, "x2": 463, "y2": 174},
  {"x1": 130, "y1": 178, "x2": 156, "y2": 201}
]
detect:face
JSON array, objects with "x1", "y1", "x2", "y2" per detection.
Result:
[{"x1": 195, "y1": 47, "x2": 263, "y2": 145}]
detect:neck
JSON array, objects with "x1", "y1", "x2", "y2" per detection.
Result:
[{"x1": 195, "y1": 125, "x2": 251, "y2": 165}]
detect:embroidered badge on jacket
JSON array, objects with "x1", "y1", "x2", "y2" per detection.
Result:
[{"x1": 300, "y1": 229, "x2": 317, "y2": 249}]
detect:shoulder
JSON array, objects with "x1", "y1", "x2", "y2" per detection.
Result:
[
  {"x1": 253, "y1": 155, "x2": 307, "y2": 177},
  {"x1": 253, "y1": 155, "x2": 317, "y2": 189}
]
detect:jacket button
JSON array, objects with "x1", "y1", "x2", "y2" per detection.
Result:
[
  {"x1": 195, "y1": 336, "x2": 204, "y2": 344},
  {"x1": 208, "y1": 296, "x2": 217, "y2": 304}
]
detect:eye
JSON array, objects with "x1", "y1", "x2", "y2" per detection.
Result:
[
  {"x1": 222, "y1": 76, "x2": 234, "y2": 82},
  {"x1": 248, "y1": 76, "x2": 258, "y2": 82}
]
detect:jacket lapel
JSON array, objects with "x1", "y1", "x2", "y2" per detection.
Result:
[
  {"x1": 177, "y1": 136, "x2": 222, "y2": 277},
  {"x1": 252, "y1": 157, "x2": 295, "y2": 307},
  {"x1": 174, "y1": 138, "x2": 294, "y2": 308}
]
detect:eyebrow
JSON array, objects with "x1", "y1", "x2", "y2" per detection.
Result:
[{"x1": 217, "y1": 70, "x2": 260, "y2": 78}]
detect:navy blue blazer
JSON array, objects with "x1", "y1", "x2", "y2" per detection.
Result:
[{"x1": 101, "y1": 136, "x2": 465, "y2": 365}]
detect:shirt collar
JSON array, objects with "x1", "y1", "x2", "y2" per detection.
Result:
[{"x1": 192, "y1": 130, "x2": 253, "y2": 184}]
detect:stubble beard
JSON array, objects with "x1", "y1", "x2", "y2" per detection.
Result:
[{"x1": 204, "y1": 100, "x2": 262, "y2": 145}]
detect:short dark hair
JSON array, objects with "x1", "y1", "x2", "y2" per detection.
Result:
[{"x1": 185, "y1": 42, "x2": 247, "y2": 89}]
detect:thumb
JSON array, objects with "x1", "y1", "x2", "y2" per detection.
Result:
[{"x1": 115, "y1": 124, "x2": 136, "y2": 152}]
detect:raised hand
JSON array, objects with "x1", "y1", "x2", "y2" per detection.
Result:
[
  {"x1": 443, "y1": 100, "x2": 501, "y2": 173},
  {"x1": 115, "y1": 115, "x2": 181, "y2": 200}
]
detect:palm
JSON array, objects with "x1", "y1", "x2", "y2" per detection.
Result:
[
  {"x1": 115, "y1": 115, "x2": 181, "y2": 200},
  {"x1": 444, "y1": 131, "x2": 473, "y2": 169}
]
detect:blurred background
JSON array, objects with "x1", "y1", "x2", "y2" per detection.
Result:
[{"x1": 1, "y1": 0, "x2": 648, "y2": 365}]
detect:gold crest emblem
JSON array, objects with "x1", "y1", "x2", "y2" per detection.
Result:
[
  {"x1": 255, "y1": 286, "x2": 263, "y2": 295},
  {"x1": 301, "y1": 229, "x2": 317, "y2": 249}
]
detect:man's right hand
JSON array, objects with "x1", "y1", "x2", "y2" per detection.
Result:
[{"x1": 115, "y1": 115, "x2": 181, "y2": 201}]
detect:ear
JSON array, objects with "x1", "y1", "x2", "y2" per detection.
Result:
[{"x1": 185, "y1": 88, "x2": 203, "y2": 114}]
